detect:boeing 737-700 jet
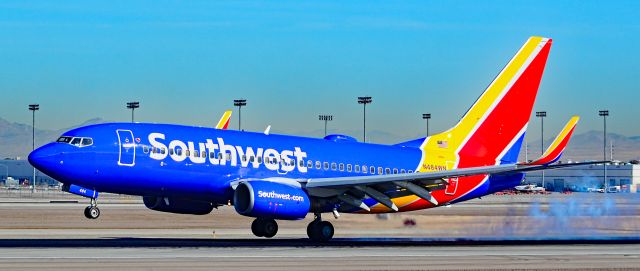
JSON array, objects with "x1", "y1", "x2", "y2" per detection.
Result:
[{"x1": 29, "y1": 36, "x2": 598, "y2": 241}]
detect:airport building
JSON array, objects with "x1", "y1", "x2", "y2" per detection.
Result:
[
  {"x1": 525, "y1": 163, "x2": 640, "y2": 193},
  {"x1": 0, "y1": 159, "x2": 57, "y2": 187}
]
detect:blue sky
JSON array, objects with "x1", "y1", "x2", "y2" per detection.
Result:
[{"x1": 0, "y1": 0, "x2": 638, "y2": 142}]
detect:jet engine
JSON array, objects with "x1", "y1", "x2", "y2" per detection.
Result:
[{"x1": 233, "y1": 180, "x2": 310, "y2": 220}]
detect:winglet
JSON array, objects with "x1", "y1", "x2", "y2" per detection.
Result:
[
  {"x1": 526, "y1": 116, "x2": 579, "y2": 165},
  {"x1": 215, "y1": 110, "x2": 232, "y2": 129}
]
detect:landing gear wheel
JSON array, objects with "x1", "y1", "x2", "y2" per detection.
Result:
[
  {"x1": 306, "y1": 220, "x2": 319, "y2": 238},
  {"x1": 307, "y1": 219, "x2": 334, "y2": 242},
  {"x1": 262, "y1": 219, "x2": 278, "y2": 238},
  {"x1": 251, "y1": 218, "x2": 279, "y2": 238},
  {"x1": 251, "y1": 219, "x2": 265, "y2": 237},
  {"x1": 84, "y1": 198, "x2": 100, "y2": 219},
  {"x1": 84, "y1": 206, "x2": 100, "y2": 219}
]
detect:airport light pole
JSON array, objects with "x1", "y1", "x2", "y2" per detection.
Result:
[
  {"x1": 319, "y1": 115, "x2": 333, "y2": 137},
  {"x1": 29, "y1": 104, "x2": 39, "y2": 193},
  {"x1": 599, "y1": 110, "x2": 609, "y2": 192},
  {"x1": 422, "y1": 113, "x2": 431, "y2": 137},
  {"x1": 536, "y1": 111, "x2": 546, "y2": 189},
  {"x1": 357, "y1": 96, "x2": 372, "y2": 142},
  {"x1": 234, "y1": 99, "x2": 247, "y2": 131},
  {"x1": 126, "y1": 102, "x2": 139, "y2": 122}
]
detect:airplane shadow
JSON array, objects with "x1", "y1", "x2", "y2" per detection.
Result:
[{"x1": 1, "y1": 236, "x2": 640, "y2": 248}]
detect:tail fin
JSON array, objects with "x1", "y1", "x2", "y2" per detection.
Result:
[
  {"x1": 215, "y1": 110, "x2": 232, "y2": 129},
  {"x1": 419, "y1": 37, "x2": 553, "y2": 171},
  {"x1": 526, "y1": 116, "x2": 579, "y2": 165}
]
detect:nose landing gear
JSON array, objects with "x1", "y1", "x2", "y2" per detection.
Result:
[
  {"x1": 83, "y1": 198, "x2": 100, "y2": 219},
  {"x1": 307, "y1": 214, "x2": 334, "y2": 242}
]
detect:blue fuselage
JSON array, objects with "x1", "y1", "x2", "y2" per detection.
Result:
[{"x1": 30, "y1": 123, "x2": 424, "y2": 205}]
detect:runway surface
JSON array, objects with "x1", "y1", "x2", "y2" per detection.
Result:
[
  {"x1": 2, "y1": 239, "x2": 640, "y2": 270},
  {"x1": 1, "y1": 192, "x2": 639, "y2": 270}
]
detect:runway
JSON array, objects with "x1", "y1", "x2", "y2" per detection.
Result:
[
  {"x1": 2, "y1": 240, "x2": 640, "y2": 270},
  {"x1": 1, "y1": 192, "x2": 639, "y2": 270}
]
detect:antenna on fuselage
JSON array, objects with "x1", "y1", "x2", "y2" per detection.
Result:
[{"x1": 264, "y1": 125, "x2": 271, "y2": 135}]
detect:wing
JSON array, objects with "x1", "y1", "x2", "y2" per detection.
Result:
[
  {"x1": 302, "y1": 161, "x2": 605, "y2": 211},
  {"x1": 303, "y1": 116, "x2": 597, "y2": 212}
]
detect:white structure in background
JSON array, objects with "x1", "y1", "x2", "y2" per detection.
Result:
[{"x1": 525, "y1": 162, "x2": 640, "y2": 193}]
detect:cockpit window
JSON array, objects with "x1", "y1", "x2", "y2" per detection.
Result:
[
  {"x1": 81, "y1": 138, "x2": 93, "y2": 146},
  {"x1": 57, "y1": 136, "x2": 93, "y2": 147},
  {"x1": 70, "y1": 138, "x2": 82, "y2": 146},
  {"x1": 56, "y1": 136, "x2": 72, "y2": 143}
]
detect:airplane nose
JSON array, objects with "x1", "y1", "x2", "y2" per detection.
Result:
[{"x1": 28, "y1": 143, "x2": 61, "y2": 173}]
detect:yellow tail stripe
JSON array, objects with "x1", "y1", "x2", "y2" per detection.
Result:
[{"x1": 215, "y1": 110, "x2": 232, "y2": 129}]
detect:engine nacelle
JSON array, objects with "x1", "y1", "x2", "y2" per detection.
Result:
[
  {"x1": 234, "y1": 180, "x2": 310, "y2": 220},
  {"x1": 143, "y1": 196, "x2": 214, "y2": 215}
]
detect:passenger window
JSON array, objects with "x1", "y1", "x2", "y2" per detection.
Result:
[
  {"x1": 307, "y1": 160, "x2": 313, "y2": 168},
  {"x1": 378, "y1": 167, "x2": 383, "y2": 174},
  {"x1": 250, "y1": 156, "x2": 255, "y2": 162},
  {"x1": 339, "y1": 163, "x2": 344, "y2": 171},
  {"x1": 385, "y1": 168, "x2": 390, "y2": 174},
  {"x1": 177, "y1": 149, "x2": 182, "y2": 156},
  {"x1": 169, "y1": 148, "x2": 174, "y2": 155},
  {"x1": 257, "y1": 157, "x2": 262, "y2": 164},
  {"x1": 331, "y1": 163, "x2": 337, "y2": 171},
  {"x1": 355, "y1": 165, "x2": 360, "y2": 173},
  {"x1": 209, "y1": 152, "x2": 215, "y2": 159},
  {"x1": 362, "y1": 165, "x2": 367, "y2": 173},
  {"x1": 194, "y1": 150, "x2": 199, "y2": 157},
  {"x1": 143, "y1": 146, "x2": 149, "y2": 154},
  {"x1": 393, "y1": 168, "x2": 398, "y2": 174},
  {"x1": 226, "y1": 155, "x2": 231, "y2": 161},
  {"x1": 185, "y1": 150, "x2": 190, "y2": 157},
  {"x1": 315, "y1": 161, "x2": 321, "y2": 169},
  {"x1": 299, "y1": 160, "x2": 304, "y2": 167},
  {"x1": 370, "y1": 167, "x2": 375, "y2": 174},
  {"x1": 401, "y1": 169, "x2": 406, "y2": 174},
  {"x1": 218, "y1": 153, "x2": 223, "y2": 160},
  {"x1": 323, "y1": 162, "x2": 329, "y2": 170},
  {"x1": 347, "y1": 164, "x2": 352, "y2": 172},
  {"x1": 201, "y1": 151, "x2": 206, "y2": 158},
  {"x1": 408, "y1": 170, "x2": 413, "y2": 173},
  {"x1": 161, "y1": 148, "x2": 166, "y2": 154},
  {"x1": 242, "y1": 155, "x2": 247, "y2": 162}
]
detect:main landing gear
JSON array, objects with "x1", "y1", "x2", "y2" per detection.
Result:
[
  {"x1": 249, "y1": 214, "x2": 335, "y2": 242},
  {"x1": 251, "y1": 218, "x2": 278, "y2": 238},
  {"x1": 307, "y1": 214, "x2": 334, "y2": 242},
  {"x1": 83, "y1": 198, "x2": 100, "y2": 219}
]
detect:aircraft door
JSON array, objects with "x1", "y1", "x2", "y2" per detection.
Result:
[{"x1": 116, "y1": 129, "x2": 136, "y2": 166}]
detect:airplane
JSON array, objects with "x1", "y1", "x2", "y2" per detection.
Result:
[{"x1": 28, "y1": 36, "x2": 599, "y2": 242}]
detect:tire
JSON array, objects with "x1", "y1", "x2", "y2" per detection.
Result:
[
  {"x1": 251, "y1": 219, "x2": 265, "y2": 237},
  {"x1": 316, "y1": 221, "x2": 334, "y2": 242},
  {"x1": 262, "y1": 219, "x2": 278, "y2": 238},
  {"x1": 306, "y1": 221, "x2": 319, "y2": 240},
  {"x1": 83, "y1": 206, "x2": 92, "y2": 219},
  {"x1": 88, "y1": 207, "x2": 100, "y2": 219}
]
